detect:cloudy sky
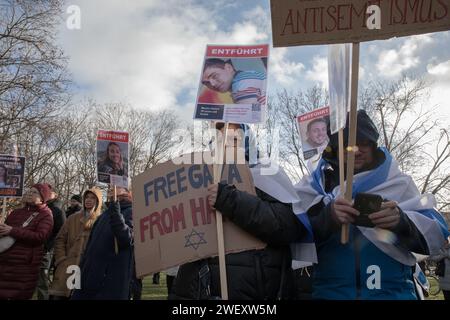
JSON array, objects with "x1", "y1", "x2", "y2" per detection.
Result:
[{"x1": 57, "y1": 0, "x2": 450, "y2": 120}]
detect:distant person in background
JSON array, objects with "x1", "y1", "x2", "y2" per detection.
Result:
[
  {"x1": 0, "y1": 165, "x2": 7, "y2": 188},
  {"x1": 36, "y1": 184, "x2": 65, "y2": 300},
  {"x1": 0, "y1": 184, "x2": 53, "y2": 299},
  {"x1": 432, "y1": 238, "x2": 450, "y2": 300},
  {"x1": 98, "y1": 142, "x2": 127, "y2": 177},
  {"x1": 152, "y1": 272, "x2": 160, "y2": 285},
  {"x1": 165, "y1": 266, "x2": 179, "y2": 297},
  {"x1": 65, "y1": 194, "x2": 82, "y2": 219}
]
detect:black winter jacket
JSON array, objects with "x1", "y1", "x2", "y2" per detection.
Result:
[
  {"x1": 171, "y1": 185, "x2": 307, "y2": 300},
  {"x1": 45, "y1": 199, "x2": 66, "y2": 252},
  {"x1": 71, "y1": 200, "x2": 134, "y2": 300}
]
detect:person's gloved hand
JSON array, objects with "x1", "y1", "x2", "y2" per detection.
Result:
[
  {"x1": 109, "y1": 201, "x2": 121, "y2": 216},
  {"x1": 207, "y1": 184, "x2": 219, "y2": 209}
]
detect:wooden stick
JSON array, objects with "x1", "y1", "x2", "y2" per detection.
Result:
[
  {"x1": 113, "y1": 185, "x2": 119, "y2": 255},
  {"x1": 213, "y1": 122, "x2": 229, "y2": 300},
  {"x1": 341, "y1": 42, "x2": 360, "y2": 244},
  {"x1": 338, "y1": 129, "x2": 349, "y2": 243}
]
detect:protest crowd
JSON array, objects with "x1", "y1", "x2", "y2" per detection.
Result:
[
  {"x1": 0, "y1": 110, "x2": 449, "y2": 301},
  {"x1": 1, "y1": 1, "x2": 450, "y2": 303}
]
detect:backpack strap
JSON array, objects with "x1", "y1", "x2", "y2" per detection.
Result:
[{"x1": 22, "y1": 211, "x2": 40, "y2": 227}]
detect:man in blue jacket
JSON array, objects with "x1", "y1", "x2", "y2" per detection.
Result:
[
  {"x1": 71, "y1": 187, "x2": 134, "y2": 300},
  {"x1": 295, "y1": 110, "x2": 449, "y2": 299}
]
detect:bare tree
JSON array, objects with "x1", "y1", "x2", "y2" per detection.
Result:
[
  {"x1": 266, "y1": 86, "x2": 328, "y2": 182},
  {"x1": 361, "y1": 75, "x2": 449, "y2": 209},
  {"x1": 92, "y1": 102, "x2": 179, "y2": 176},
  {"x1": 419, "y1": 129, "x2": 450, "y2": 211},
  {"x1": 0, "y1": 0, "x2": 70, "y2": 150}
]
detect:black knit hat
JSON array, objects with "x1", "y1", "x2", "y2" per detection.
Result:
[
  {"x1": 327, "y1": 109, "x2": 379, "y2": 149},
  {"x1": 71, "y1": 194, "x2": 82, "y2": 203}
]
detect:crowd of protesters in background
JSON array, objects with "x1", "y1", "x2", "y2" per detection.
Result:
[{"x1": 0, "y1": 113, "x2": 449, "y2": 301}]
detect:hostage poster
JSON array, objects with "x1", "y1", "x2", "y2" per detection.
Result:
[
  {"x1": 96, "y1": 130, "x2": 129, "y2": 188},
  {"x1": 194, "y1": 44, "x2": 269, "y2": 124},
  {"x1": 0, "y1": 154, "x2": 26, "y2": 198},
  {"x1": 132, "y1": 152, "x2": 265, "y2": 277},
  {"x1": 297, "y1": 107, "x2": 330, "y2": 160}
]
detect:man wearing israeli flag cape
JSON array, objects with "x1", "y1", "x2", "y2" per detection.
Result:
[
  {"x1": 172, "y1": 123, "x2": 315, "y2": 300},
  {"x1": 294, "y1": 110, "x2": 450, "y2": 300}
]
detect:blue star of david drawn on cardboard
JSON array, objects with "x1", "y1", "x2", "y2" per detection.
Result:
[{"x1": 184, "y1": 229, "x2": 207, "y2": 250}]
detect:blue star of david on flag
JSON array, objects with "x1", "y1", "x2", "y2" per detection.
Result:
[{"x1": 184, "y1": 229, "x2": 207, "y2": 250}]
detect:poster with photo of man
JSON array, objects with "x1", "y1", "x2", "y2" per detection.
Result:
[
  {"x1": 194, "y1": 44, "x2": 269, "y2": 124},
  {"x1": 96, "y1": 130, "x2": 129, "y2": 188},
  {"x1": 297, "y1": 106, "x2": 330, "y2": 160},
  {"x1": 0, "y1": 154, "x2": 26, "y2": 197}
]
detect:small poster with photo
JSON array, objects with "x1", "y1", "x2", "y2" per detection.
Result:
[
  {"x1": 96, "y1": 130, "x2": 129, "y2": 188},
  {"x1": 194, "y1": 44, "x2": 269, "y2": 124},
  {"x1": 296, "y1": 107, "x2": 330, "y2": 160},
  {"x1": 0, "y1": 154, "x2": 26, "y2": 197}
]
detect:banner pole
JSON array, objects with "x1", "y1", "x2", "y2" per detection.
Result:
[
  {"x1": 113, "y1": 185, "x2": 119, "y2": 254},
  {"x1": 213, "y1": 122, "x2": 229, "y2": 300},
  {"x1": 338, "y1": 129, "x2": 348, "y2": 242},
  {"x1": 341, "y1": 42, "x2": 360, "y2": 244}
]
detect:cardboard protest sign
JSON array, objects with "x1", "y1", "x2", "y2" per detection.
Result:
[
  {"x1": 96, "y1": 130, "x2": 129, "y2": 188},
  {"x1": 0, "y1": 154, "x2": 25, "y2": 198},
  {"x1": 328, "y1": 44, "x2": 351, "y2": 134},
  {"x1": 270, "y1": 0, "x2": 450, "y2": 47},
  {"x1": 194, "y1": 44, "x2": 269, "y2": 124},
  {"x1": 297, "y1": 107, "x2": 330, "y2": 160},
  {"x1": 132, "y1": 152, "x2": 265, "y2": 277}
]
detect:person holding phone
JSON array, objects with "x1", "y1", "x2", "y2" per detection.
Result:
[{"x1": 294, "y1": 110, "x2": 449, "y2": 300}]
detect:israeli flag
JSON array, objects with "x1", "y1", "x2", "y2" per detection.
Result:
[{"x1": 294, "y1": 147, "x2": 450, "y2": 266}]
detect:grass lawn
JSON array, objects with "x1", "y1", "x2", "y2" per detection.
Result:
[
  {"x1": 140, "y1": 274, "x2": 444, "y2": 300},
  {"x1": 33, "y1": 273, "x2": 444, "y2": 300},
  {"x1": 425, "y1": 276, "x2": 444, "y2": 300},
  {"x1": 141, "y1": 273, "x2": 168, "y2": 300}
]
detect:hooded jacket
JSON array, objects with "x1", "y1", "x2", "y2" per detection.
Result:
[{"x1": 49, "y1": 187, "x2": 103, "y2": 297}]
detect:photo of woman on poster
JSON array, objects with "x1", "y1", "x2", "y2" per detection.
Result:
[
  {"x1": 0, "y1": 165, "x2": 8, "y2": 188},
  {"x1": 97, "y1": 142, "x2": 128, "y2": 177},
  {"x1": 7, "y1": 176, "x2": 20, "y2": 189}
]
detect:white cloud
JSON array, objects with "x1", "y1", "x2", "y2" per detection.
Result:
[
  {"x1": 426, "y1": 59, "x2": 450, "y2": 119},
  {"x1": 306, "y1": 56, "x2": 328, "y2": 88},
  {"x1": 59, "y1": 0, "x2": 270, "y2": 111},
  {"x1": 228, "y1": 22, "x2": 268, "y2": 43},
  {"x1": 269, "y1": 48, "x2": 305, "y2": 87},
  {"x1": 376, "y1": 34, "x2": 434, "y2": 77},
  {"x1": 427, "y1": 60, "x2": 450, "y2": 78}
]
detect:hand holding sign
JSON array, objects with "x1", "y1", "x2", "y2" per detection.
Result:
[{"x1": 207, "y1": 183, "x2": 219, "y2": 209}]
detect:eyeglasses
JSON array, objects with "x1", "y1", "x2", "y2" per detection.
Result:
[{"x1": 25, "y1": 189, "x2": 40, "y2": 195}]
